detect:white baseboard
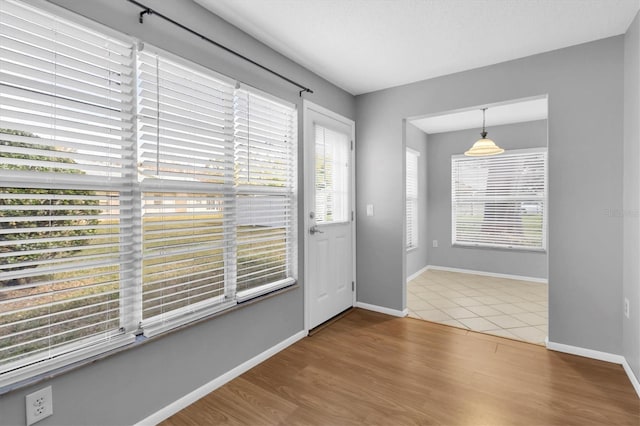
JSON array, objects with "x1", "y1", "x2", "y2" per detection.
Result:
[
  {"x1": 135, "y1": 330, "x2": 307, "y2": 425},
  {"x1": 622, "y1": 358, "x2": 640, "y2": 399},
  {"x1": 546, "y1": 339, "x2": 625, "y2": 364},
  {"x1": 355, "y1": 302, "x2": 408, "y2": 317},
  {"x1": 426, "y1": 265, "x2": 548, "y2": 284},
  {"x1": 407, "y1": 265, "x2": 429, "y2": 282},
  {"x1": 546, "y1": 339, "x2": 640, "y2": 399}
]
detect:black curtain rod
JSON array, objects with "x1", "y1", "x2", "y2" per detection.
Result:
[{"x1": 126, "y1": 0, "x2": 314, "y2": 97}]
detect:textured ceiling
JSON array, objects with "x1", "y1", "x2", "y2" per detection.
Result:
[{"x1": 195, "y1": 0, "x2": 640, "y2": 95}]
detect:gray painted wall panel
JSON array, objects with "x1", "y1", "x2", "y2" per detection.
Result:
[
  {"x1": 427, "y1": 120, "x2": 548, "y2": 279},
  {"x1": 0, "y1": 0, "x2": 355, "y2": 424},
  {"x1": 357, "y1": 106, "x2": 405, "y2": 308},
  {"x1": 356, "y1": 37, "x2": 624, "y2": 354},
  {"x1": 405, "y1": 123, "x2": 429, "y2": 277},
  {"x1": 623, "y1": 10, "x2": 640, "y2": 380}
]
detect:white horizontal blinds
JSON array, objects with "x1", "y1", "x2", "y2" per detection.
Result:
[
  {"x1": 0, "y1": 0, "x2": 135, "y2": 373},
  {"x1": 137, "y1": 50, "x2": 235, "y2": 184},
  {"x1": 141, "y1": 191, "x2": 229, "y2": 321},
  {"x1": 0, "y1": 0, "x2": 134, "y2": 187},
  {"x1": 234, "y1": 88, "x2": 296, "y2": 294},
  {"x1": 136, "y1": 48, "x2": 236, "y2": 328},
  {"x1": 314, "y1": 124, "x2": 349, "y2": 223},
  {"x1": 452, "y1": 149, "x2": 547, "y2": 250},
  {"x1": 406, "y1": 149, "x2": 418, "y2": 249},
  {"x1": 0, "y1": 190, "x2": 131, "y2": 369}
]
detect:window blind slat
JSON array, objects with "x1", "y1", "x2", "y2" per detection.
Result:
[
  {"x1": 0, "y1": 60, "x2": 132, "y2": 105},
  {"x1": 0, "y1": 23, "x2": 132, "y2": 74},
  {"x1": 137, "y1": 87, "x2": 230, "y2": 118},
  {"x1": 1, "y1": 0, "x2": 132, "y2": 56},
  {"x1": 0, "y1": 94, "x2": 133, "y2": 131},
  {"x1": 0, "y1": 125, "x2": 134, "y2": 151}
]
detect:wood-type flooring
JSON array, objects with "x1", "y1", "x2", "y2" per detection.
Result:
[{"x1": 162, "y1": 309, "x2": 639, "y2": 425}]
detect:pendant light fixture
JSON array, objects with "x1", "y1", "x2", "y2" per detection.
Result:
[{"x1": 464, "y1": 108, "x2": 504, "y2": 156}]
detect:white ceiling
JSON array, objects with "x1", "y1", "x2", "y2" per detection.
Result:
[
  {"x1": 410, "y1": 97, "x2": 548, "y2": 134},
  {"x1": 194, "y1": 0, "x2": 640, "y2": 95}
]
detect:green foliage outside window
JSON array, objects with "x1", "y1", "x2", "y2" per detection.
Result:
[{"x1": 0, "y1": 129, "x2": 101, "y2": 286}]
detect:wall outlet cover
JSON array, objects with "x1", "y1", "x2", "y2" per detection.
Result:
[{"x1": 25, "y1": 386, "x2": 53, "y2": 426}]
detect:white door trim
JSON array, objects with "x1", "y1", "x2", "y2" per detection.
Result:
[{"x1": 303, "y1": 101, "x2": 356, "y2": 332}]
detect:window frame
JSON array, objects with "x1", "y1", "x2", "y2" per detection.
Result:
[{"x1": 451, "y1": 147, "x2": 548, "y2": 251}]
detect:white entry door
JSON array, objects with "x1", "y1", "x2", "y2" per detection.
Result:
[{"x1": 304, "y1": 101, "x2": 355, "y2": 330}]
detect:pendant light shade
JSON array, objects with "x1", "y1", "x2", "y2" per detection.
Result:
[{"x1": 465, "y1": 108, "x2": 504, "y2": 156}]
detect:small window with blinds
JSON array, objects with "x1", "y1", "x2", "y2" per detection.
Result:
[
  {"x1": 234, "y1": 87, "x2": 296, "y2": 301},
  {"x1": 406, "y1": 148, "x2": 419, "y2": 250},
  {"x1": 451, "y1": 148, "x2": 547, "y2": 250},
  {"x1": 0, "y1": 0, "x2": 136, "y2": 383}
]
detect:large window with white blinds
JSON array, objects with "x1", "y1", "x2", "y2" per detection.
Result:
[
  {"x1": 406, "y1": 148, "x2": 419, "y2": 250},
  {"x1": 135, "y1": 47, "x2": 238, "y2": 336},
  {"x1": 0, "y1": 0, "x2": 137, "y2": 385},
  {"x1": 0, "y1": 0, "x2": 297, "y2": 386},
  {"x1": 451, "y1": 148, "x2": 547, "y2": 250},
  {"x1": 234, "y1": 88, "x2": 296, "y2": 300}
]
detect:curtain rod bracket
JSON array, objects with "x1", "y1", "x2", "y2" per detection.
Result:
[
  {"x1": 139, "y1": 8, "x2": 152, "y2": 24},
  {"x1": 299, "y1": 88, "x2": 313, "y2": 97}
]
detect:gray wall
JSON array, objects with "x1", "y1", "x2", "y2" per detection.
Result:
[
  {"x1": 405, "y1": 123, "x2": 429, "y2": 277},
  {"x1": 356, "y1": 37, "x2": 624, "y2": 354},
  {"x1": 623, "y1": 10, "x2": 640, "y2": 381},
  {"x1": 426, "y1": 120, "x2": 548, "y2": 279},
  {"x1": 0, "y1": 0, "x2": 355, "y2": 425}
]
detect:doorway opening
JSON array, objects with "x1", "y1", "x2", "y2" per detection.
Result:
[{"x1": 403, "y1": 95, "x2": 549, "y2": 345}]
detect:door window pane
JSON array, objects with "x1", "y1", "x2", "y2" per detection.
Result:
[{"x1": 314, "y1": 124, "x2": 349, "y2": 223}]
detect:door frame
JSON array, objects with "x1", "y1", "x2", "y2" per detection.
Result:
[{"x1": 303, "y1": 100, "x2": 356, "y2": 332}]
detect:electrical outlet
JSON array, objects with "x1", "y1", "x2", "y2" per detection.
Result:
[
  {"x1": 432, "y1": 240, "x2": 438, "y2": 248},
  {"x1": 624, "y1": 298, "x2": 630, "y2": 319},
  {"x1": 25, "y1": 386, "x2": 53, "y2": 426}
]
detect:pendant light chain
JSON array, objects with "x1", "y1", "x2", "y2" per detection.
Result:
[
  {"x1": 481, "y1": 108, "x2": 488, "y2": 139},
  {"x1": 482, "y1": 108, "x2": 486, "y2": 133}
]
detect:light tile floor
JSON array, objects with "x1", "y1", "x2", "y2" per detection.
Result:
[{"x1": 407, "y1": 269, "x2": 548, "y2": 345}]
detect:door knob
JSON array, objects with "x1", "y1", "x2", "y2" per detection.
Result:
[{"x1": 309, "y1": 225, "x2": 324, "y2": 235}]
